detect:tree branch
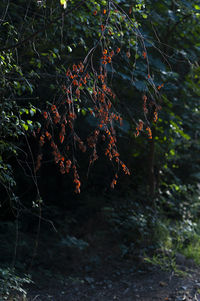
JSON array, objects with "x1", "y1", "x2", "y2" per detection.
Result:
[{"x1": 0, "y1": 0, "x2": 86, "y2": 52}]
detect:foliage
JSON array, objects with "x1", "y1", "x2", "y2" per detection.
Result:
[
  {"x1": 144, "y1": 253, "x2": 187, "y2": 277},
  {"x1": 0, "y1": 0, "x2": 199, "y2": 196},
  {"x1": 59, "y1": 235, "x2": 89, "y2": 250},
  {"x1": 0, "y1": 267, "x2": 32, "y2": 300},
  {"x1": 0, "y1": 33, "x2": 38, "y2": 207}
]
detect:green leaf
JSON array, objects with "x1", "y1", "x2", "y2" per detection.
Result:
[
  {"x1": 142, "y1": 13, "x2": 148, "y2": 19},
  {"x1": 29, "y1": 108, "x2": 36, "y2": 116},
  {"x1": 22, "y1": 123, "x2": 28, "y2": 131},
  {"x1": 60, "y1": 0, "x2": 67, "y2": 9},
  {"x1": 67, "y1": 46, "x2": 72, "y2": 53},
  {"x1": 134, "y1": 80, "x2": 147, "y2": 91}
]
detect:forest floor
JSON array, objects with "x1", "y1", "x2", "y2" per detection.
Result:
[
  {"x1": 27, "y1": 259, "x2": 200, "y2": 301},
  {"x1": 22, "y1": 218, "x2": 200, "y2": 301},
  {"x1": 2, "y1": 218, "x2": 200, "y2": 300},
  {"x1": 25, "y1": 242, "x2": 200, "y2": 301}
]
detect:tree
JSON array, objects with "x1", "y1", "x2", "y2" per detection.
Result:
[{"x1": 0, "y1": 0, "x2": 160, "y2": 197}]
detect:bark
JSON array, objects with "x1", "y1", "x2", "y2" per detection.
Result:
[{"x1": 148, "y1": 126, "x2": 156, "y2": 198}]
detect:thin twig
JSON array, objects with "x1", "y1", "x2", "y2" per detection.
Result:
[{"x1": 0, "y1": 0, "x2": 86, "y2": 52}]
